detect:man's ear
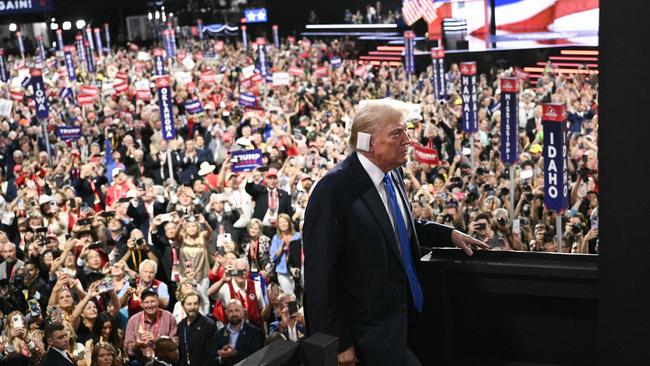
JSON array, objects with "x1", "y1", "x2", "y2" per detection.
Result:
[{"x1": 356, "y1": 132, "x2": 371, "y2": 152}]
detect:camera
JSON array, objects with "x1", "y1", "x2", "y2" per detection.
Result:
[
  {"x1": 500, "y1": 187, "x2": 509, "y2": 197},
  {"x1": 77, "y1": 218, "x2": 92, "y2": 226},
  {"x1": 497, "y1": 217, "x2": 507, "y2": 226},
  {"x1": 97, "y1": 279, "x2": 114, "y2": 293},
  {"x1": 466, "y1": 190, "x2": 479, "y2": 203},
  {"x1": 88, "y1": 241, "x2": 103, "y2": 250},
  {"x1": 288, "y1": 300, "x2": 299, "y2": 316},
  {"x1": 571, "y1": 224, "x2": 582, "y2": 234},
  {"x1": 474, "y1": 222, "x2": 487, "y2": 230},
  {"x1": 128, "y1": 277, "x2": 136, "y2": 288},
  {"x1": 136, "y1": 238, "x2": 146, "y2": 246},
  {"x1": 519, "y1": 217, "x2": 530, "y2": 226},
  {"x1": 228, "y1": 269, "x2": 245, "y2": 277},
  {"x1": 443, "y1": 214, "x2": 453, "y2": 223},
  {"x1": 543, "y1": 233, "x2": 554, "y2": 243}
]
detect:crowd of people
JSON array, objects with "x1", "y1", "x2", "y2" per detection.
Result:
[{"x1": 0, "y1": 28, "x2": 597, "y2": 366}]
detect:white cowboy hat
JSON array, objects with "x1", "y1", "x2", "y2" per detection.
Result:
[{"x1": 198, "y1": 161, "x2": 216, "y2": 176}]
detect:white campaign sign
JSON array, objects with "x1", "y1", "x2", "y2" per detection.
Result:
[{"x1": 0, "y1": 99, "x2": 12, "y2": 117}]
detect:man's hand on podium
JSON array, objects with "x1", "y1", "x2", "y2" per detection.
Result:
[{"x1": 451, "y1": 229, "x2": 489, "y2": 256}]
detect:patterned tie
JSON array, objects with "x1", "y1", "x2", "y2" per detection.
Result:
[{"x1": 383, "y1": 173, "x2": 423, "y2": 312}]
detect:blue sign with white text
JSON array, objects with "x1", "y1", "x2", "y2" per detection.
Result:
[
  {"x1": 230, "y1": 149, "x2": 263, "y2": 172},
  {"x1": 0, "y1": 0, "x2": 52, "y2": 14}
]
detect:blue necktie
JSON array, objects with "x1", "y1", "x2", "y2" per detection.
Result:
[{"x1": 383, "y1": 173, "x2": 424, "y2": 312}]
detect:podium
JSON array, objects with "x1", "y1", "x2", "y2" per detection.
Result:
[{"x1": 412, "y1": 249, "x2": 598, "y2": 366}]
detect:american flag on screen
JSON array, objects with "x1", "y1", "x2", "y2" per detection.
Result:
[
  {"x1": 420, "y1": 0, "x2": 439, "y2": 23},
  {"x1": 402, "y1": 0, "x2": 423, "y2": 26}
]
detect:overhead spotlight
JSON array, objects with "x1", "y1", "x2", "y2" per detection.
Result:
[
  {"x1": 148, "y1": 12, "x2": 153, "y2": 20},
  {"x1": 155, "y1": 10, "x2": 160, "y2": 20},
  {"x1": 62, "y1": 21, "x2": 72, "y2": 30},
  {"x1": 169, "y1": 12, "x2": 173, "y2": 18},
  {"x1": 50, "y1": 23, "x2": 59, "y2": 30},
  {"x1": 75, "y1": 19, "x2": 86, "y2": 29},
  {"x1": 9, "y1": 23, "x2": 17, "y2": 32},
  {"x1": 162, "y1": 12, "x2": 167, "y2": 21},
  {"x1": 51, "y1": 18, "x2": 56, "y2": 22}
]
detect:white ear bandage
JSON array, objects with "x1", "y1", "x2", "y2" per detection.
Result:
[{"x1": 356, "y1": 132, "x2": 371, "y2": 152}]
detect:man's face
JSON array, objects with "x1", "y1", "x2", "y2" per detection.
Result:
[
  {"x1": 160, "y1": 341, "x2": 180, "y2": 363},
  {"x1": 1, "y1": 244, "x2": 16, "y2": 263},
  {"x1": 140, "y1": 263, "x2": 155, "y2": 283},
  {"x1": 142, "y1": 296, "x2": 159, "y2": 315},
  {"x1": 226, "y1": 302, "x2": 245, "y2": 325},
  {"x1": 48, "y1": 329, "x2": 70, "y2": 350},
  {"x1": 183, "y1": 295, "x2": 200, "y2": 320},
  {"x1": 370, "y1": 116, "x2": 410, "y2": 171},
  {"x1": 25, "y1": 263, "x2": 38, "y2": 280},
  {"x1": 265, "y1": 175, "x2": 277, "y2": 189}
]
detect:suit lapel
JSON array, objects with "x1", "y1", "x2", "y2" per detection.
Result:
[{"x1": 349, "y1": 153, "x2": 405, "y2": 270}]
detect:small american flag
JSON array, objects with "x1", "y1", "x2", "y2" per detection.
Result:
[{"x1": 402, "y1": 0, "x2": 423, "y2": 26}]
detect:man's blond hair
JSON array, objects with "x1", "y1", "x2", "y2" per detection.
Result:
[{"x1": 348, "y1": 99, "x2": 410, "y2": 151}]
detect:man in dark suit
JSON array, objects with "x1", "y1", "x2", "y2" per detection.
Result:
[
  {"x1": 215, "y1": 299, "x2": 265, "y2": 365},
  {"x1": 178, "y1": 291, "x2": 218, "y2": 366},
  {"x1": 42, "y1": 321, "x2": 75, "y2": 366},
  {"x1": 245, "y1": 168, "x2": 292, "y2": 238},
  {"x1": 303, "y1": 99, "x2": 488, "y2": 366}
]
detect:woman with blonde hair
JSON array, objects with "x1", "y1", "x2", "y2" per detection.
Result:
[
  {"x1": 179, "y1": 214, "x2": 212, "y2": 285},
  {"x1": 241, "y1": 218, "x2": 272, "y2": 280},
  {"x1": 2, "y1": 311, "x2": 44, "y2": 365}
]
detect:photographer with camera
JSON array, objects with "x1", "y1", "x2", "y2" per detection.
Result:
[
  {"x1": 117, "y1": 230, "x2": 158, "y2": 275},
  {"x1": 213, "y1": 258, "x2": 264, "y2": 329}
]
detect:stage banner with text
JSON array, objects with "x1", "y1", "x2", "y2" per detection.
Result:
[
  {"x1": 500, "y1": 77, "x2": 519, "y2": 163},
  {"x1": 542, "y1": 103, "x2": 568, "y2": 212}
]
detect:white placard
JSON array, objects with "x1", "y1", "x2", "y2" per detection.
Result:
[
  {"x1": 137, "y1": 51, "x2": 151, "y2": 61},
  {"x1": 135, "y1": 79, "x2": 150, "y2": 91},
  {"x1": 174, "y1": 71, "x2": 192, "y2": 86},
  {"x1": 272, "y1": 72, "x2": 290, "y2": 86},
  {"x1": 241, "y1": 64, "x2": 256, "y2": 79},
  {"x1": 182, "y1": 56, "x2": 195, "y2": 70},
  {"x1": 0, "y1": 99, "x2": 13, "y2": 117}
]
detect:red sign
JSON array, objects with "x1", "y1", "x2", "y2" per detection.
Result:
[
  {"x1": 80, "y1": 85, "x2": 98, "y2": 96},
  {"x1": 354, "y1": 65, "x2": 368, "y2": 77},
  {"x1": 30, "y1": 68, "x2": 42, "y2": 77},
  {"x1": 115, "y1": 72, "x2": 128, "y2": 81},
  {"x1": 136, "y1": 90, "x2": 152, "y2": 101},
  {"x1": 288, "y1": 66, "x2": 305, "y2": 77},
  {"x1": 77, "y1": 94, "x2": 94, "y2": 106},
  {"x1": 113, "y1": 81, "x2": 128, "y2": 93},
  {"x1": 460, "y1": 62, "x2": 477, "y2": 75},
  {"x1": 200, "y1": 71, "x2": 216, "y2": 83},
  {"x1": 256, "y1": 37, "x2": 266, "y2": 45},
  {"x1": 542, "y1": 103, "x2": 567, "y2": 122},
  {"x1": 431, "y1": 47, "x2": 445, "y2": 59},
  {"x1": 413, "y1": 143, "x2": 440, "y2": 165},
  {"x1": 10, "y1": 90, "x2": 24, "y2": 101},
  {"x1": 404, "y1": 31, "x2": 415, "y2": 39},
  {"x1": 500, "y1": 77, "x2": 518, "y2": 93},
  {"x1": 155, "y1": 76, "x2": 171, "y2": 88},
  {"x1": 314, "y1": 66, "x2": 328, "y2": 77}
]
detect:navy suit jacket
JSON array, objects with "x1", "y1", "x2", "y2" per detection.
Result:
[
  {"x1": 303, "y1": 152, "x2": 453, "y2": 365},
  {"x1": 42, "y1": 347, "x2": 75, "y2": 366}
]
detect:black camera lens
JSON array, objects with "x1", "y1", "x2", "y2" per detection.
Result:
[
  {"x1": 497, "y1": 217, "x2": 506, "y2": 226},
  {"x1": 136, "y1": 238, "x2": 145, "y2": 245},
  {"x1": 571, "y1": 224, "x2": 582, "y2": 234}
]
